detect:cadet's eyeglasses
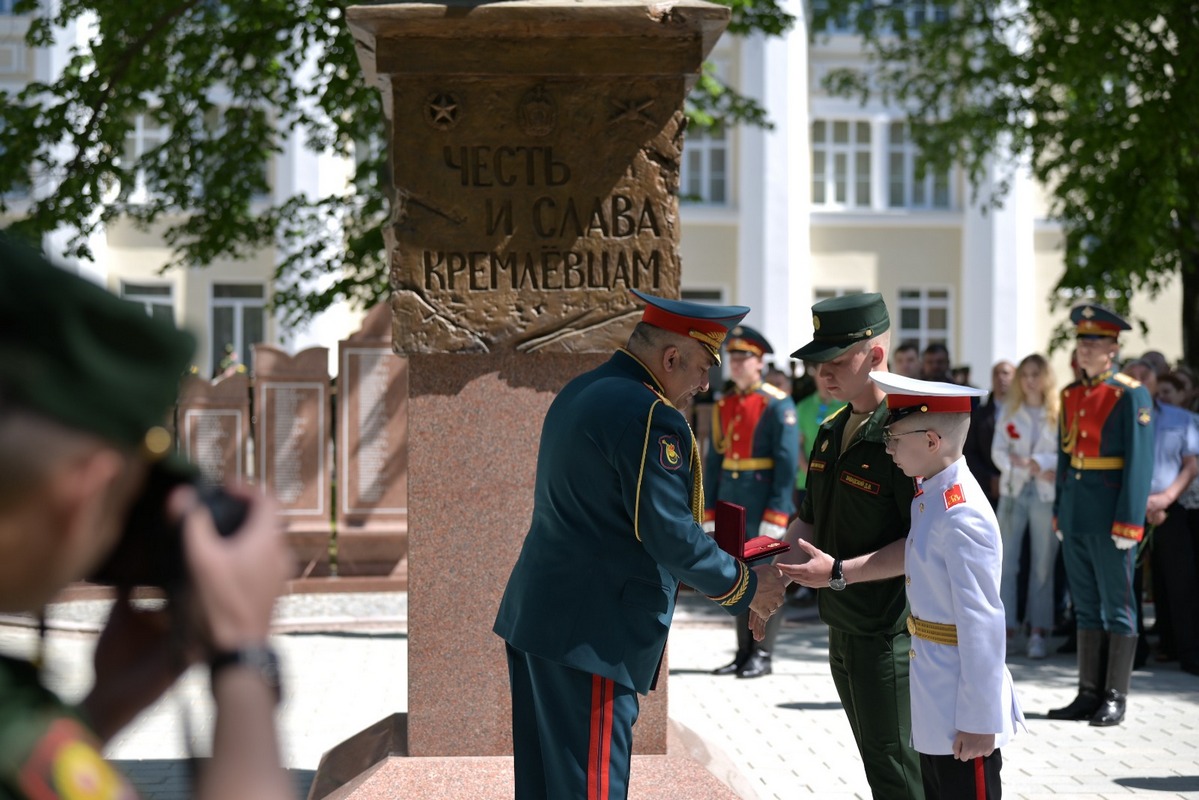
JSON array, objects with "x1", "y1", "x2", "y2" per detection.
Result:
[{"x1": 882, "y1": 429, "x2": 931, "y2": 448}]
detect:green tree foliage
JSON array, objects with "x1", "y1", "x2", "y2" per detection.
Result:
[
  {"x1": 0, "y1": 0, "x2": 793, "y2": 326},
  {"x1": 810, "y1": 1, "x2": 1199, "y2": 358}
]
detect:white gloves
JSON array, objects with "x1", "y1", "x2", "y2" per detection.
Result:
[
  {"x1": 702, "y1": 519, "x2": 716, "y2": 534},
  {"x1": 1055, "y1": 529, "x2": 1064, "y2": 542},
  {"x1": 759, "y1": 521, "x2": 787, "y2": 540},
  {"x1": 1112, "y1": 535, "x2": 1137, "y2": 550}
]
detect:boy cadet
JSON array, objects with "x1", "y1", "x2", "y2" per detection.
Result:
[
  {"x1": 704, "y1": 325, "x2": 800, "y2": 679},
  {"x1": 1048, "y1": 304, "x2": 1153, "y2": 726},
  {"x1": 494, "y1": 290, "x2": 787, "y2": 800},
  {"x1": 871, "y1": 371, "x2": 1025, "y2": 800},
  {"x1": 771, "y1": 293, "x2": 925, "y2": 799},
  {"x1": 0, "y1": 239, "x2": 292, "y2": 799}
]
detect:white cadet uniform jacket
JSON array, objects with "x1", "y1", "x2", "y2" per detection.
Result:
[{"x1": 906, "y1": 457, "x2": 1026, "y2": 755}]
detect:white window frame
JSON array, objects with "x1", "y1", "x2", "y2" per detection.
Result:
[
  {"x1": 896, "y1": 285, "x2": 953, "y2": 352},
  {"x1": 120, "y1": 281, "x2": 174, "y2": 323},
  {"x1": 886, "y1": 122, "x2": 953, "y2": 209},
  {"x1": 210, "y1": 282, "x2": 266, "y2": 377},
  {"x1": 123, "y1": 113, "x2": 170, "y2": 204},
  {"x1": 811, "y1": 119, "x2": 872, "y2": 209},
  {"x1": 681, "y1": 54, "x2": 732, "y2": 208}
]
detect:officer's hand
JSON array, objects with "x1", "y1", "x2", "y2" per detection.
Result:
[
  {"x1": 748, "y1": 610, "x2": 768, "y2": 641},
  {"x1": 82, "y1": 588, "x2": 194, "y2": 743},
  {"x1": 175, "y1": 484, "x2": 291, "y2": 654},
  {"x1": 702, "y1": 519, "x2": 716, "y2": 534},
  {"x1": 776, "y1": 539, "x2": 833, "y2": 588},
  {"x1": 758, "y1": 520, "x2": 786, "y2": 540},
  {"x1": 1112, "y1": 535, "x2": 1137, "y2": 550},
  {"x1": 748, "y1": 564, "x2": 785, "y2": 621},
  {"x1": 952, "y1": 731, "x2": 996, "y2": 761}
]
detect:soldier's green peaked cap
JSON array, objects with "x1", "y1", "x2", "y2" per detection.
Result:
[
  {"x1": 791, "y1": 292, "x2": 890, "y2": 362},
  {"x1": 0, "y1": 236, "x2": 195, "y2": 453}
]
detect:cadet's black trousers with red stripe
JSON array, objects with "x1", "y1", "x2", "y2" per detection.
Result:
[
  {"x1": 506, "y1": 644, "x2": 640, "y2": 800},
  {"x1": 920, "y1": 750, "x2": 1002, "y2": 800}
]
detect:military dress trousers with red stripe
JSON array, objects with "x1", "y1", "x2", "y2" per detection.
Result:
[
  {"x1": 702, "y1": 381, "x2": 799, "y2": 533},
  {"x1": 495, "y1": 349, "x2": 758, "y2": 799},
  {"x1": 1054, "y1": 370, "x2": 1154, "y2": 634}
]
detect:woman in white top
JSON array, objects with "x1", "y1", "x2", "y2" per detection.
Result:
[{"x1": 991, "y1": 353, "x2": 1060, "y2": 659}]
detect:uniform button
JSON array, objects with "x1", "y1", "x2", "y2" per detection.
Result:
[
  {"x1": 733, "y1": 434, "x2": 741, "y2": 441},
  {"x1": 1081, "y1": 431, "x2": 1088, "y2": 438},
  {"x1": 1079, "y1": 409, "x2": 1086, "y2": 417},
  {"x1": 905, "y1": 575, "x2": 911, "y2": 585},
  {"x1": 731, "y1": 472, "x2": 740, "y2": 479},
  {"x1": 1075, "y1": 472, "x2": 1082, "y2": 480},
  {"x1": 909, "y1": 649, "x2": 916, "y2": 660}
]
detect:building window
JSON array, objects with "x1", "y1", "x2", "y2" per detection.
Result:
[
  {"x1": 887, "y1": 122, "x2": 951, "y2": 209},
  {"x1": 814, "y1": 287, "x2": 867, "y2": 303},
  {"x1": 897, "y1": 286, "x2": 951, "y2": 351},
  {"x1": 211, "y1": 283, "x2": 266, "y2": 377},
  {"x1": 121, "y1": 282, "x2": 174, "y2": 324},
  {"x1": 812, "y1": 1, "x2": 950, "y2": 34},
  {"x1": 0, "y1": 0, "x2": 17, "y2": 14},
  {"x1": 681, "y1": 124, "x2": 728, "y2": 206},
  {"x1": 122, "y1": 113, "x2": 170, "y2": 203},
  {"x1": 812, "y1": 120, "x2": 871, "y2": 208}
]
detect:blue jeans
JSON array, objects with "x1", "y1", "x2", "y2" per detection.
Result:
[{"x1": 998, "y1": 482, "x2": 1058, "y2": 631}]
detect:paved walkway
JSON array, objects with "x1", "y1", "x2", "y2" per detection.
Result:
[{"x1": 2, "y1": 591, "x2": 1198, "y2": 799}]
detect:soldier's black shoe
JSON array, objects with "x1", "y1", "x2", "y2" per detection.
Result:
[
  {"x1": 737, "y1": 650, "x2": 772, "y2": 679},
  {"x1": 1047, "y1": 690, "x2": 1101, "y2": 720},
  {"x1": 1089, "y1": 690, "x2": 1126, "y2": 727},
  {"x1": 712, "y1": 651, "x2": 749, "y2": 676}
]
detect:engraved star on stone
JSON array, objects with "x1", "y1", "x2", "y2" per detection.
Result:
[
  {"x1": 608, "y1": 98, "x2": 655, "y2": 126},
  {"x1": 427, "y1": 94, "x2": 459, "y2": 128}
]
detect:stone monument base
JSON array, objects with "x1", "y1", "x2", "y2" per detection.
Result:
[{"x1": 308, "y1": 714, "x2": 750, "y2": 800}]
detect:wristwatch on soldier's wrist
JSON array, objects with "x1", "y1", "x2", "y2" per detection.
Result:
[
  {"x1": 828, "y1": 558, "x2": 847, "y2": 591},
  {"x1": 210, "y1": 644, "x2": 282, "y2": 705}
]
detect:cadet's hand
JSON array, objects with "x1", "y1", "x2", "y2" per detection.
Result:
[
  {"x1": 174, "y1": 484, "x2": 291, "y2": 653},
  {"x1": 1112, "y1": 534, "x2": 1137, "y2": 550},
  {"x1": 1146, "y1": 492, "x2": 1171, "y2": 517},
  {"x1": 1147, "y1": 507, "x2": 1167, "y2": 527},
  {"x1": 759, "y1": 520, "x2": 786, "y2": 540},
  {"x1": 953, "y1": 731, "x2": 996, "y2": 761},
  {"x1": 776, "y1": 539, "x2": 834, "y2": 588},
  {"x1": 748, "y1": 564, "x2": 785, "y2": 621},
  {"x1": 702, "y1": 519, "x2": 716, "y2": 534},
  {"x1": 81, "y1": 589, "x2": 195, "y2": 743}
]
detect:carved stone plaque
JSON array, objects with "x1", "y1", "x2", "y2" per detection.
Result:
[
  {"x1": 349, "y1": 1, "x2": 730, "y2": 355},
  {"x1": 178, "y1": 373, "x2": 250, "y2": 486}
]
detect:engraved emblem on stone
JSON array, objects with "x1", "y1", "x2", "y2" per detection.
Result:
[
  {"x1": 518, "y1": 85, "x2": 556, "y2": 137},
  {"x1": 608, "y1": 97, "x2": 655, "y2": 126},
  {"x1": 425, "y1": 91, "x2": 461, "y2": 131}
]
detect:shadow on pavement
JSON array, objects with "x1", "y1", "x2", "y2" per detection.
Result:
[
  {"x1": 1115, "y1": 775, "x2": 1199, "y2": 791},
  {"x1": 110, "y1": 760, "x2": 315, "y2": 800}
]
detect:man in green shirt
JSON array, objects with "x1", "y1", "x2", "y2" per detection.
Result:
[{"x1": 769, "y1": 293, "x2": 924, "y2": 799}]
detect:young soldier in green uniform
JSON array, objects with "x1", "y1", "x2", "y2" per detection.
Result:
[
  {"x1": 771, "y1": 293, "x2": 925, "y2": 799},
  {"x1": 0, "y1": 238, "x2": 292, "y2": 800},
  {"x1": 494, "y1": 290, "x2": 787, "y2": 800},
  {"x1": 703, "y1": 325, "x2": 800, "y2": 679},
  {"x1": 1048, "y1": 304, "x2": 1153, "y2": 727}
]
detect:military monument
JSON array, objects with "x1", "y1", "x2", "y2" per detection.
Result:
[{"x1": 310, "y1": 2, "x2": 735, "y2": 795}]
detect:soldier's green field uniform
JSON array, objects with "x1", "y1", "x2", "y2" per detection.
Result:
[{"x1": 792, "y1": 293, "x2": 924, "y2": 800}]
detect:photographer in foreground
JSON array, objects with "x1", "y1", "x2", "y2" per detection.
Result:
[{"x1": 0, "y1": 238, "x2": 292, "y2": 800}]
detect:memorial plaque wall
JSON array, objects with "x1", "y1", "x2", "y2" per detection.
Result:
[{"x1": 178, "y1": 373, "x2": 251, "y2": 486}]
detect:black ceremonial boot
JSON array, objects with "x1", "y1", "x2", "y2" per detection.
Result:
[
  {"x1": 738, "y1": 648, "x2": 773, "y2": 679},
  {"x1": 1091, "y1": 633, "x2": 1137, "y2": 727},
  {"x1": 1048, "y1": 628, "x2": 1105, "y2": 720},
  {"x1": 714, "y1": 613, "x2": 752, "y2": 675}
]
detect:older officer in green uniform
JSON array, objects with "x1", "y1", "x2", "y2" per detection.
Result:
[
  {"x1": 771, "y1": 293, "x2": 924, "y2": 799},
  {"x1": 494, "y1": 290, "x2": 787, "y2": 800},
  {"x1": 703, "y1": 325, "x2": 800, "y2": 678},
  {"x1": 1048, "y1": 304, "x2": 1153, "y2": 727},
  {"x1": 0, "y1": 238, "x2": 292, "y2": 799}
]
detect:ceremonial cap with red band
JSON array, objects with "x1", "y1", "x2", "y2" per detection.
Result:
[
  {"x1": 868, "y1": 371, "x2": 988, "y2": 423},
  {"x1": 1070, "y1": 303, "x2": 1130, "y2": 339},
  {"x1": 631, "y1": 289, "x2": 749, "y2": 365},
  {"x1": 725, "y1": 325, "x2": 773, "y2": 357}
]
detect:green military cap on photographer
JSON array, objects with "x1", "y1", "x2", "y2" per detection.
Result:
[
  {"x1": 0, "y1": 235, "x2": 195, "y2": 458},
  {"x1": 790, "y1": 292, "x2": 890, "y2": 363}
]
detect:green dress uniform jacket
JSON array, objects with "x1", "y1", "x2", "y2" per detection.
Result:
[
  {"x1": 0, "y1": 655, "x2": 140, "y2": 799},
  {"x1": 494, "y1": 349, "x2": 756, "y2": 695},
  {"x1": 702, "y1": 381, "x2": 800, "y2": 531},
  {"x1": 798, "y1": 403, "x2": 915, "y2": 635}
]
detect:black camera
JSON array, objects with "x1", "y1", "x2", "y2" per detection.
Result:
[{"x1": 88, "y1": 461, "x2": 248, "y2": 590}]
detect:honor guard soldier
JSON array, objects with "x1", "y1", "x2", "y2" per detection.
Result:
[
  {"x1": 871, "y1": 372, "x2": 1025, "y2": 800},
  {"x1": 1048, "y1": 304, "x2": 1153, "y2": 727},
  {"x1": 773, "y1": 293, "x2": 926, "y2": 799},
  {"x1": 494, "y1": 290, "x2": 787, "y2": 800},
  {"x1": 704, "y1": 325, "x2": 799, "y2": 679}
]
